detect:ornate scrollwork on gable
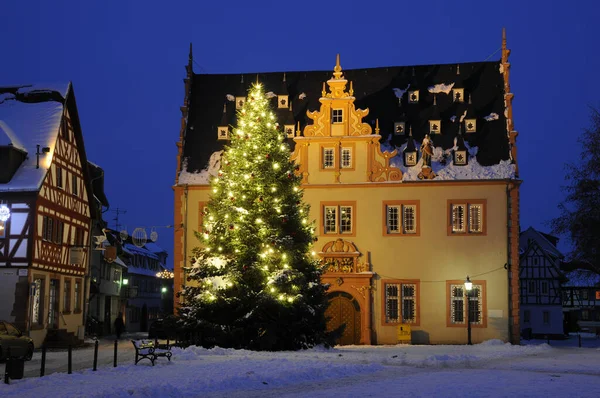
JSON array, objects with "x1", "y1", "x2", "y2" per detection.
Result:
[
  {"x1": 302, "y1": 55, "x2": 372, "y2": 138},
  {"x1": 367, "y1": 134, "x2": 403, "y2": 182},
  {"x1": 319, "y1": 239, "x2": 370, "y2": 274}
]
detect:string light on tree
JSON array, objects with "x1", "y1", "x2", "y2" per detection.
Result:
[{"x1": 179, "y1": 82, "x2": 336, "y2": 351}]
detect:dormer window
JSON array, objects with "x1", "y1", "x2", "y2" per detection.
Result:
[
  {"x1": 278, "y1": 95, "x2": 289, "y2": 109},
  {"x1": 217, "y1": 127, "x2": 229, "y2": 140},
  {"x1": 394, "y1": 122, "x2": 406, "y2": 136},
  {"x1": 452, "y1": 88, "x2": 464, "y2": 103},
  {"x1": 454, "y1": 149, "x2": 468, "y2": 166},
  {"x1": 331, "y1": 109, "x2": 343, "y2": 123},
  {"x1": 429, "y1": 120, "x2": 442, "y2": 135},
  {"x1": 465, "y1": 119, "x2": 477, "y2": 133},
  {"x1": 408, "y1": 90, "x2": 419, "y2": 103},
  {"x1": 235, "y1": 97, "x2": 246, "y2": 110},
  {"x1": 284, "y1": 124, "x2": 295, "y2": 138}
]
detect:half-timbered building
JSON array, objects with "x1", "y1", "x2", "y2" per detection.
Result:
[
  {"x1": 174, "y1": 30, "x2": 522, "y2": 345},
  {"x1": 0, "y1": 83, "x2": 96, "y2": 347},
  {"x1": 518, "y1": 227, "x2": 565, "y2": 338}
]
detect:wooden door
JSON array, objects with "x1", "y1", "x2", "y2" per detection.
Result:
[{"x1": 326, "y1": 292, "x2": 361, "y2": 345}]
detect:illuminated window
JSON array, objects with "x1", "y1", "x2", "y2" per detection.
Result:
[
  {"x1": 384, "y1": 201, "x2": 419, "y2": 236},
  {"x1": 323, "y1": 148, "x2": 335, "y2": 169},
  {"x1": 321, "y1": 202, "x2": 355, "y2": 236},
  {"x1": 448, "y1": 281, "x2": 485, "y2": 326},
  {"x1": 0, "y1": 220, "x2": 5, "y2": 238},
  {"x1": 384, "y1": 281, "x2": 419, "y2": 325},
  {"x1": 448, "y1": 200, "x2": 486, "y2": 235},
  {"x1": 341, "y1": 148, "x2": 352, "y2": 168}
]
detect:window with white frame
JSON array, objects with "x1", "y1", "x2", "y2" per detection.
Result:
[
  {"x1": 63, "y1": 279, "x2": 71, "y2": 312},
  {"x1": 449, "y1": 201, "x2": 485, "y2": 234},
  {"x1": 331, "y1": 109, "x2": 343, "y2": 123},
  {"x1": 341, "y1": 147, "x2": 352, "y2": 168},
  {"x1": 385, "y1": 202, "x2": 418, "y2": 235},
  {"x1": 449, "y1": 282, "x2": 483, "y2": 325},
  {"x1": 323, "y1": 148, "x2": 335, "y2": 169},
  {"x1": 322, "y1": 203, "x2": 355, "y2": 235},
  {"x1": 384, "y1": 282, "x2": 418, "y2": 324}
]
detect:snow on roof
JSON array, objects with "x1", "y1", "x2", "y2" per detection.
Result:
[
  {"x1": 428, "y1": 83, "x2": 455, "y2": 94},
  {"x1": 178, "y1": 151, "x2": 223, "y2": 185},
  {"x1": 385, "y1": 141, "x2": 516, "y2": 181},
  {"x1": 564, "y1": 269, "x2": 600, "y2": 287},
  {"x1": 143, "y1": 241, "x2": 168, "y2": 255},
  {"x1": 123, "y1": 243, "x2": 159, "y2": 260},
  {"x1": 113, "y1": 256, "x2": 128, "y2": 268},
  {"x1": 0, "y1": 82, "x2": 70, "y2": 192}
]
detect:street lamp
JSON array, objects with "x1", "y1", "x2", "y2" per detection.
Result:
[{"x1": 464, "y1": 276, "x2": 473, "y2": 345}]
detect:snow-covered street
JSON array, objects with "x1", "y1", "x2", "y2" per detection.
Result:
[{"x1": 1, "y1": 335, "x2": 599, "y2": 397}]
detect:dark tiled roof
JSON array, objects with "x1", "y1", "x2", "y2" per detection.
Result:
[{"x1": 182, "y1": 61, "x2": 508, "y2": 174}]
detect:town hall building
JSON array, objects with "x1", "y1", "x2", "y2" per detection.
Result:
[{"x1": 173, "y1": 30, "x2": 521, "y2": 345}]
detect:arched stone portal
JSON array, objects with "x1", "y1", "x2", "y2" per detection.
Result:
[
  {"x1": 319, "y1": 239, "x2": 373, "y2": 345},
  {"x1": 326, "y1": 291, "x2": 361, "y2": 345}
]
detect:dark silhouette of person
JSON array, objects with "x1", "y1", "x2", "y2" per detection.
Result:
[{"x1": 114, "y1": 312, "x2": 125, "y2": 339}]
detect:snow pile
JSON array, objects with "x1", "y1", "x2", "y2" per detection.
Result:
[
  {"x1": 226, "y1": 94, "x2": 235, "y2": 101},
  {"x1": 178, "y1": 151, "x2": 223, "y2": 185},
  {"x1": 392, "y1": 85, "x2": 410, "y2": 98},
  {"x1": 484, "y1": 113, "x2": 500, "y2": 121},
  {"x1": 2, "y1": 339, "x2": 599, "y2": 398},
  {"x1": 428, "y1": 83, "x2": 455, "y2": 94},
  {"x1": 298, "y1": 92, "x2": 306, "y2": 100},
  {"x1": 266, "y1": 91, "x2": 276, "y2": 99}
]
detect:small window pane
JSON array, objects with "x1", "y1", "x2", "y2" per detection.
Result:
[
  {"x1": 452, "y1": 205, "x2": 465, "y2": 233},
  {"x1": 402, "y1": 205, "x2": 416, "y2": 234},
  {"x1": 469, "y1": 204, "x2": 482, "y2": 233},
  {"x1": 387, "y1": 206, "x2": 400, "y2": 233},
  {"x1": 341, "y1": 148, "x2": 352, "y2": 168},
  {"x1": 323, "y1": 148, "x2": 335, "y2": 168},
  {"x1": 386, "y1": 284, "x2": 399, "y2": 323},
  {"x1": 332, "y1": 109, "x2": 343, "y2": 123},
  {"x1": 324, "y1": 207, "x2": 337, "y2": 233},
  {"x1": 340, "y1": 206, "x2": 352, "y2": 233}
]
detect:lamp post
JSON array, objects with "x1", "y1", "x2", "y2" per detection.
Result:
[{"x1": 464, "y1": 276, "x2": 473, "y2": 345}]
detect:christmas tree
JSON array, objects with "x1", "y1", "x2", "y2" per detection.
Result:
[{"x1": 179, "y1": 83, "x2": 337, "y2": 350}]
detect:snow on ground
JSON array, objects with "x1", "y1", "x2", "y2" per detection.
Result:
[{"x1": 2, "y1": 335, "x2": 600, "y2": 397}]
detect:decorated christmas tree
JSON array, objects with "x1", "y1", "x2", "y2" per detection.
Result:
[{"x1": 179, "y1": 83, "x2": 337, "y2": 350}]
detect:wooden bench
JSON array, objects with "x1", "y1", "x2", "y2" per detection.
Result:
[{"x1": 132, "y1": 339, "x2": 172, "y2": 366}]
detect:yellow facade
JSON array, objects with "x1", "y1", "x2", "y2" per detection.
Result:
[{"x1": 174, "y1": 52, "x2": 521, "y2": 345}]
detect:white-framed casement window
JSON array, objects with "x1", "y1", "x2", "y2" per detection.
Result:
[
  {"x1": 448, "y1": 200, "x2": 486, "y2": 235},
  {"x1": 384, "y1": 201, "x2": 419, "y2": 236},
  {"x1": 447, "y1": 280, "x2": 486, "y2": 327},
  {"x1": 321, "y1": 202, "x2": 355, "y2": 236},
  {"x1": 331, "y1": 109, "x2": 343, "y2": 123},
  {"x1": 383, "y1": 280, "x2": 419, "y2": 325},
  {"x1": 341, "y1": 147, "x2": 352, "y2": 169},
  {"x1": 322, "y1": 147, "x2": 335, "y2": 169}
]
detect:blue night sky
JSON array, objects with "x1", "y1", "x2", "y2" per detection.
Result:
[{"x1": 2, "y1": 0, "x2": 599, "y2": 263}]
